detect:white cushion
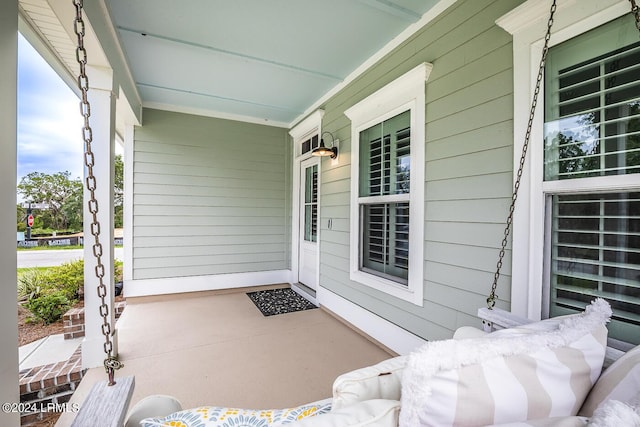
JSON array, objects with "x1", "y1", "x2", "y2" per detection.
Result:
[
  {"x1": 332, "y1": 357, "x2": 406, "y2": 411},
  {"x1": 453, "y1": 326, "x2": 489, "y2": 339},
  {"x1": 125, "y1": 395, "x2": 182, "y2": 427},
  {"x1": 331, "y1": 328, "x2": 487, "y2": 411},
  {"x1": 579, "y1": 344, "x2": 640, "y2": 416},
  {"x1": 399, "y1": 299, "x2": 611, "y2": 427},
  {"x1": 586, "y1": 397, "x2": 640, "y2": 427},
  {"x1": 287, "y1": 399, "x2": 400, "y2": 427}
]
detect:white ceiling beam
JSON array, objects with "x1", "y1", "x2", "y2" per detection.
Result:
[
  {"x1": 117, "y1": 27, "x2": 344, "y2": 82},
  {"x1": 137, "y1": 82, "x2": 304, "y2": 115}
]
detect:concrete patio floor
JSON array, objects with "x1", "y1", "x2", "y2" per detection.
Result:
[{"x1": 57, "y1": 285, "x2": 395, "y2": 426}]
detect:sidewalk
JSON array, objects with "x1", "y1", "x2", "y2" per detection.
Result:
[{"x1": 19, "y1": 334, "x2": 82, "y2": 371}]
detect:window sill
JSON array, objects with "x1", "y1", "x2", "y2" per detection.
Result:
[{"x1": 350, "y1": 269, "x2": 423, "y2": 306}]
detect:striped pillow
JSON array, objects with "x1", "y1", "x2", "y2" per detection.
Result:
[
  {"x1": 578, "y1": 344, "x2": 640, "y2": 416},
  {"x1": 489, "y1": 417, "x2": 588, "y2": 426},
  {"x1": 399, "y1": 299, "x2": 611, "y2": 427}
]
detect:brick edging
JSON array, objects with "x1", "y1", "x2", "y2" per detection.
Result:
[
  {"x1": 18, "y1": 346, "x2": 85, "y2": 425},
  {"x1": 63, "y1": 301, "x2": 126, "y2": 340}
]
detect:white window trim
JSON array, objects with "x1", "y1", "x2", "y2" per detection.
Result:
[
  {"x1": 497, "y1": 0, "x2": 638, "y2": 320},
  {"x1": 290, "y1": 109, "x2": 325, "y2": 159},
  {"x1": 345, "y1": 62, "x2": 432, "y2": 306},
  {"x1": 289, "y1": 110, "x2": 324, "y2": 286}
]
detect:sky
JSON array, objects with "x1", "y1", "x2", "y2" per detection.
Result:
[{"x1": 17, "y1": 34, "x2": 85, "y2": 182}]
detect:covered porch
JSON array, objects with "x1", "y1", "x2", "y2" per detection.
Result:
[
  {"x1": 56, "y1": 285, "x2": 393, "y2": 426},
  {"x1": 2, "y1": 0, "x2": 639, "y2": 425}
]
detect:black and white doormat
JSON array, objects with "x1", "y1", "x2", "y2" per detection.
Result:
[{"x1": 247, "y1": 288, "x2": 317, "y2": 317}]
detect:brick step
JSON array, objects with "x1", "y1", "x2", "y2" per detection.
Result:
[
  {"x1": 63, "y1": 301, "x2": 126, "y2": 340},
  {"x1": 18, "y1": 346, "x2": 84, "y2": 426}
]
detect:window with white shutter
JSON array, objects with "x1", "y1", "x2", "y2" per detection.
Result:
[
  {"x1": 359, "y1": 112, "x2": 411, "y2": 283},
  {"x1": 345, "y1": 63, "x2": 430, "y2": 306},
  {"x1": 543, "y1": 14, "x2": 640, "y2": 346}
]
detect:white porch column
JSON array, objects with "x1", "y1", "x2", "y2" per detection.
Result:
[
  {"x1": 82, "y1": 65, "x2": 118, "y2": 369},
  {"x1": 0, "y1": 1, "x2": 19, "y2": 425}
]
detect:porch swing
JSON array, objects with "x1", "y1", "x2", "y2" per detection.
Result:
[{"x1": 69, "y1": 0, "x2": 640, "y2": 425}]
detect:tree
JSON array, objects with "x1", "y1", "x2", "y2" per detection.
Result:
[
  {"x1": 17, "y1": 156, "x2": 124, "y2": 232},
  {"x1": 17, "y1": 171, "x2": 83, "y2": 231}
]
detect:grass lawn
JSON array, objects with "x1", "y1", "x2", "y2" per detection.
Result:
[
  {"x1": 18, "y1": 245, "x2": 84, "y2": 251},
  {"x1": 18, "y1": 244, "x2": 123, "y2": 251}
]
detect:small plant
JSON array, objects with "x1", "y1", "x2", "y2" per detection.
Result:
[
  {"x1": 48, "y1": 259, "x2": 85, "y2": 301},
  {"x1": 114, "y1": 259, "x2": 123, "y2": 283},
  {"x1": 17, "y1": 269, "x2": 47, "y2": 302},
  {"x1": 25, "y1": 292, "x2": 71, "y2": 324},
  {"x1": 18, "y1": 258, "x2": 126, "y2": 326}
]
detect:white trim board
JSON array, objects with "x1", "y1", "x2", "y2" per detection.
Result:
[
  {"x1": 124, "y1": 270, "x2": 291, "y2": 297},
  {"x1": 143, "y1": 101, "x2": 290, "y2": 128},
  {"x1": 291, "y1": 283, "x2": 318, "y2": 307},
  {"x1": 317, "y1": 286, "x2": 426, "y2": 356},
  {"x1": 122, "y1": 124, "x2": 135, "y2": 282},
  {"x1": 289, "y1": 111, "x2": 324, "y2": 291},
  {"x1": 289, "y1": 109, "x2": 325, "y2": 140}
]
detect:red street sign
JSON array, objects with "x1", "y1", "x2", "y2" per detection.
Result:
[{"x1": 27, "y1": 214, "x2": 34, "y2": 228}]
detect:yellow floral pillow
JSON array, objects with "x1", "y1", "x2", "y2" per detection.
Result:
[{"x1": 140, "y1": 398, "x2": 332, "y2": 427}]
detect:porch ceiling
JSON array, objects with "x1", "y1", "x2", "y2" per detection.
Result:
[
  {"x1": 106, "y1": 0, "x2": 438, "y2": 124},
  {"x1": 104, "y1": 0, "x2": 441, "y2": 126}
]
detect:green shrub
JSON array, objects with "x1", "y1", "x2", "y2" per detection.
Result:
[
  {"x1": 25, "y1": 292, "x2": 71, "y2": 324},
  {"x1": 48, "y1": 259, "x2": 85, "y2": 300},
  {"x1": 17, "y1": 268, "x2": 47, "y2": 302},
  {"x1": 114, "y1": 259, "x2": 123, "y2": 283},
  {"x1": 17, "y1": 259, "x2": 125, "y2": 303}
]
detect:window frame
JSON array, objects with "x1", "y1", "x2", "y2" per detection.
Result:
[
  {"x1": 345, "y1": 62, "x2": 431, "y2": 306},
  {"x1": 497, "y1": 0, "x2": 640, "y2": 323},
  {"x1": 289, "y1": 109, "x2": 324, "y2": 288},
  {"x1": 358, "y1": 109, "x2": 412, "y2": 284}
]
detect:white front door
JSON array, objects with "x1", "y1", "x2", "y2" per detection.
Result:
[{"x1": 298, "y1": 157, "x2": 319, "y2": 289}]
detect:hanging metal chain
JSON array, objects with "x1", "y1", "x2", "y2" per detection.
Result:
[
  {"x1": 630, "y1": 0, "x2": 640, "y2": 32},
  {"x1": 487, "y1": 0, "x2": 557, "y2": 310},
  {"x1": 487, "y1": 0, "x2": 640, "y2": 310},
  {"x1": 72, "y1": 0, "x2": 123, "y2": 386}
]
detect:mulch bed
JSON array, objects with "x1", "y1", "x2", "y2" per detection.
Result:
[{"x1": 18, "y1": 304, "x2": 69, "y2": 347}]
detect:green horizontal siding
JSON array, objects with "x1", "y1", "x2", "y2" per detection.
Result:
[
  {"x1": 316, "y1": 0, "x2": 522, "y2": 340},
  {"x1": 132, "y1": 108, "x2": 290, "y2": 280}
]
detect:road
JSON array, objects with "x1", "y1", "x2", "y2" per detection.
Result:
[{"x1": 17, "y1": 247, "x2": 124, "y2": 268}]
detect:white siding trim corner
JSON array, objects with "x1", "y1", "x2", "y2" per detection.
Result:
[{"x1": 123, "y1": 124, "x2": 135, "y2": 282}]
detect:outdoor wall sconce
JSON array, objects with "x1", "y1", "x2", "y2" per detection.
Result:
[{"x1": 312, "y1": 131, "x2": 339, "y2": 159}]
